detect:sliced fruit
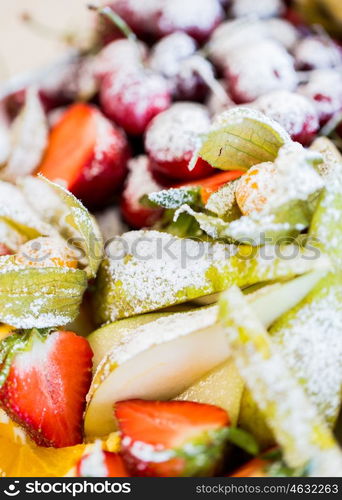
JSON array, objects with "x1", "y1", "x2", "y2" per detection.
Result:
[
  {"x1": 76, "y1": 448, "x2": 129, "y2": 477},
  {"x1": 85, "y1": 305, "x2": 228, "y2": 437},
  {"x1": 219, "y1": 286, "x2": 342, "y2": 476},
  {"x1": 175, "y1": 360, "x2": 243, "y2": 426},
  {"x1": 0, "y1": 329, "x2": 93, "y2": 448},
  {"x1": 36, "y1": 103, "x2": 131, "y2": 207},
  {"x1": 180, "y1": 170, "x2": 244, "y2": 204},
  {"x1": 230, "y1": 457, "x2": 269, "y2": 477},
  {"x1": 94, "y1": 230, "x2": 324, "y2": 323},
  {"x1": 88, "y1": 311, "x2": 172, "y2": 372},
  {"x1": 86, "y1": 268, "x2": 326, "y2": 437},
  {"x1": 196, "y1": 107, "x2": 290, "y2": 171},
  {"x1": 116, "y1": 399, "x2": 229, "y2": 477}
]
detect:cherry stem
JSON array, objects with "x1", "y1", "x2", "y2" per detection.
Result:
[
  {"x1": 20, "y1": 11, "x2": 76, "y2": 46},
  {"x1": 88, "y1": 4, "x2": 137, "y2": 42}
]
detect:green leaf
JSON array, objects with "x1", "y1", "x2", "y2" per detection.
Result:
[
  {"x1": 198, "y1": 107, "x2": 290, "y2": 170},
  {"x1": 0, "y1": 328, "x2": 52, "y2": 388},
  {"x1": 41, "y1": 177, "x2": 103, "y2": 278},
  {"x1": 146, "y1": 186, "x2": 202, "y2": 210},
  {"x1": 0, "y1": 260, "x2": 87, "y2": 328},
  {"x1": 226, "y1": 427, "x2": 260, "y2": 456}
]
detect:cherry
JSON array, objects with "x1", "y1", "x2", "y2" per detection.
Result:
[
  {"x1": 94, "y1": 39, "x2": 148, "y2": 82},
  {"x1": 298, "y1": 70, "x2": 342, "y2": 125},
  {"x1": 121, "y1": 155, "x2": 164, "y2": 228},
  {"x1": 100, "y1": 69, "x2": 171, "y2": 136},
  {"x1": 149, "y1": 32, "x2": 213, "y2": 101},
  {"x1": 225, "y1": 39, "x2": 297, "y2": 103},
  {"x1": 154, "y1": 0, "x2": 224, "y2": 43},
  {"x1": 145, "y1": 102, "x2": 214, "y2": 180},
  {"x1": 251, "y1": 90, "x2": 319, "y2": 145},
  {"x1": 229, "y1": 0, "x2": 285, "y2": 19},
  {"x1": 294, "y1": 36, "x2": 342, "y2": 71}
]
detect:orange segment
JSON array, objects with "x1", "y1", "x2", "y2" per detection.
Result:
[{"x1": 0, "y1": 411, "x2": 120, "y2": 477}]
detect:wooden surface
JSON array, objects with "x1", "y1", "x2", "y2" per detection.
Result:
[{"x1": 0, "y1": 0, "x2": 93, "y2": 81}]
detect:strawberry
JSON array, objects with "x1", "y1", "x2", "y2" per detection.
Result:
[
  {"x1": 121, "y1": 156, "x2": 164, "y2": 229},
  {"x1": 37, "y1": 103, "x2": 131, "y2": 207},
  {"x1": 76, "y1": 449, "x2": 130, "y2": 477},
  {"x1": 145, "y1": 102, "x2": 214, "y2": 180},
  {"x1": 0, "y1": 243, "x2": 13, "y2": 256},
  {"x1": 0, "y1": 329, "x2": 93, "y2": 448},
  {"x1": 229, "y1": 457, "x2": 270, "y2": 477},
  {"x1": 100, "y1": 69, "x2": 171, "y2": 136},
  {"x1": 116, "y1": 399, "x2": 230, "y2": 477}
]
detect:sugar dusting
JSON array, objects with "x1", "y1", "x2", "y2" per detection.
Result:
[
  {"x1": 294, "y1": 36, "x2": 342, "y2": 70},
  {"x1": 225, "y1": 39, "x2": 297, "y2": 102},
  {"x1": 123, "y1": 156, "x2": 161, "y2": 211},
  {"x1": 145, "y1": 102, "x2": 210, "y2": 162},
  {"x1": 230, "y1": 0, "x2": 284, "y2": 19},
  {"x1": 251, "y1": 90, "x2": 319, "y2": 138}
]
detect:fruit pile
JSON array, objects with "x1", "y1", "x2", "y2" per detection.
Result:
[{"x1": 0, "y1": 0, "x2": 341, "y2": 478}]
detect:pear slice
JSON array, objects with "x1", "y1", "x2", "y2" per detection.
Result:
[
  {"x1": 88, "y1": 312, "x2": 173, "y2": 372},
  {"x1": 94, "y1": 230, "x2": 325, "y2": 323},
  {"x1": 175, "y1": 360, "x2": 244, "y2": 426},
  {"x1": 85, "y1": 266, "x2": 327, "y2": 438},
  {"x1": 85, "y1": 306, "x2": 228, "y2": 437},
  {"x1": 219, "y1": 286, "x2": 342, "y2": 476}
]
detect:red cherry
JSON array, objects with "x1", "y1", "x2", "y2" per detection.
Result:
[
  {"x1": 149, "y1": 32, "x2": 213, "y2": 101},
  {"x1": 145, "y1": 102, "x2": 214, "y2": 180},
  {"x1": 229, "y1": 0, "x2": 284, "y2": 19},
  {"x1": 94, "y1": 39, "x2": 148, "y2": 82},
  {"x1": 95, "y1": 0, "x2": 161, "y2": 43},
  {"x1": 252, "y1": 90, "x2": 319, "y2": 146},
  {"x1": 37, "y1": 103, "x2": 131, "y2": 207},
  {"x1": 154, "y1": 0, "x2": 224, "y2": 43},
  {"x1": 294, "y1": 36, "x2": 342, "y2": 71},
  {"x1": 121, "y1": 155, "x2": 164, "y2": 229},
  {"x1": 100, "y1": 69, "x2": 171, "y2": 136},
  {"x1": 298, "y1": 69, "x2": 342, "y2": 125},
  {"x1": 225, "y1": 39, "x2": 297, "y2": 103}
]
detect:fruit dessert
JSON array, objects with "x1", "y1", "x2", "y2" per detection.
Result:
[{"x1": 0, "y1": 0, "x2": 341, "y2": 478}]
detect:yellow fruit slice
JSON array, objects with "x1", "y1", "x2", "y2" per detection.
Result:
[{"x1": 0, "y1": 411, "x2": 119, "y2": 477}]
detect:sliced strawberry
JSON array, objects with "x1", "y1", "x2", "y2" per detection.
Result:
[
  {"x1": 76, "y1": 450, "x2": 130, "y2": 477},
  {"x1": 178, "y1": 170, "x2": 245, "y2": 204},
  {"x1": 116, "y1": 399, "x2": 230, "y2": 477},
  {"x1": 37, "y1": 103, "x2": 131, "y2": 207},
  {"x1": 229, "y1": 457, "x2": 269, "y2": 477},
  {"x1": 0, "y1": 330, "x2": 93, "y2": 448},
  {"x1": 0, "y1": 243, "x2": 13, "y2": 256}
]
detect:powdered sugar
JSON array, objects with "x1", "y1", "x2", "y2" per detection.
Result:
[
  {"x1": 124, "y1": 156, "x2": 161, "y2": 211},
  {"x1": 294, "y1": 36, "x2": 342, "y2": 70},
  {"x1": 149, "y1": 32, "x2": 197, "y2": 78},
  {"x1": 230, "y1": 0, "x2": 284, "y2": 19},
  {"x1": 251, "y1": 90, "x2": 319, "y2": 140},
  {"x1": 145, "y1": 102, "x2": 210, "y2": 162},
  {"x1": 298, "y1": 69, "x2": 342, "y2": 123},
  {"x1": 225, "y1": 39, "x2": 297, "y2": 103},
  {"x1": 271, "y1": 279, "x2": 342, "y2": 423}
]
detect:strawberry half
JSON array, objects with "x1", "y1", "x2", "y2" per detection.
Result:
[
  {"x1": 76, "y1": 449, "x2": 130, "y2": 477},
  {"x1": 0, "y1": 329, "x2": 93, "y2": 448},
  {"x1": 116, "y1": 399, "x2": 230, "y2": 477}
]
